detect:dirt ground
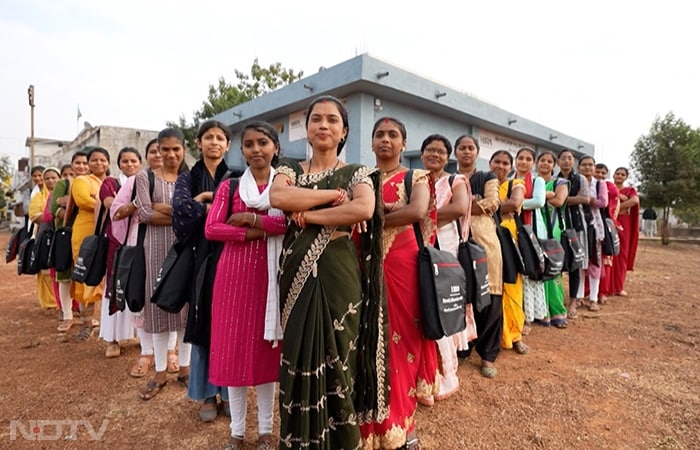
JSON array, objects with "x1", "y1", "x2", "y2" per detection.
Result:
[{"x1": 0, "y1": 230, "x2": 698, "y2": 450}]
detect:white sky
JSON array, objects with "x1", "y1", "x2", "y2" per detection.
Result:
[{"x1": 2, "y1": 0, "x2": 698, "y2": 177}]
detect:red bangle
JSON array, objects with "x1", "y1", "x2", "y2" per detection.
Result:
[
  {"x1": 293, "y1": 211, "x2": 307, "y2": 229},
  {"x1": 332, "y1": 188, "x2": 346, "y2": 206}
]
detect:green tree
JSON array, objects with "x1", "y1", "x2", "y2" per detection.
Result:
[
  {"x1": 630, "y1": 112, "x2": 700, "y2": 244},
  {"x1": 168, "y1": 59, "x2": 303, "y2": 155},
  {"x1": 673, "y1": 204, "x2": 700, "y2": 227},
  {"x1": 0, "y1": 154, "x2": 13, "y2": 181}
]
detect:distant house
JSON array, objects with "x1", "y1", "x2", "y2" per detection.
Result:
[
  {"x1": 6, "y1": 124, "x2": 193, "y2": 229},
  {"x1": 51, "y1": 124, "x2": 161, "y2": 176}
]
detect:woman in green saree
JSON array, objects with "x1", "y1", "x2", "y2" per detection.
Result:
[
  {"x1": 270, "y1": 95, "x2": 388, "y2": 449},
  {"x1": 536, "y1": 151, "x2": 570, "y2": 328}
]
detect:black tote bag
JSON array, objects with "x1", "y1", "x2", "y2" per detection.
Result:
[
  {"x1": 557, "y1": 210, "x2": 585, "y2": 272},
  {"x1": 495, "y1": 198, "x2": 523, "y2": 284},
  {"x1": 6, "y1": 219, "x2": 28, "y2": 263},
  {"x1": 405, "y1": 170, "x2": 467, "y2": 339},
  {"x1": 151, "y1": 238, "x2": 195, "y2": 314},
  {"x1": 514, "y1": 211, "x2": 545, "y2": 279},
  {"x1": 17, "y1": 223, "x2": 39, "y2": 275},
  {"x1": 415, "y1": 227, "x2": 468, "y2": 340},
  {"x1": 71, "y1": 204, "x2": 109, "y2": 286},
  {"x1": 600, "y1": 207, "x2": 620, "y2": 256},
  {"x1": 536, "y1": 205, "x2": 565, "y2": 281},
  {"x1": 112, "y1": 226, "x2": 146, "y2": 313},
  {"x1": 110, "y1": 170, "x2": 154, "y2": 314},
  {"x1": 453, "y1": 218, "x2": 490, "y2": 313},
  {"x1": 31, "y1": 222, "x2": 55, "y2": 270}
]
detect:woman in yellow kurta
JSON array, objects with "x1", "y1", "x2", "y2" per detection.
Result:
[
  {"x1": 28, "y1": 166, "x2": 57, "y2": 311},
  {"x1": 489, "y1": 150, "x2": 529, "y2": 355},
  {"x1": 70, "y1": 147, "x2": 110, "y2": 333}
]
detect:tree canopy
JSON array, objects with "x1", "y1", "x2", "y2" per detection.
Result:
[
  {"x1": 0, "y1": 155, "x2": 13, "y2": 181},
  {"x1": 630, "y1": 112, "x2": 700, "y2": 243},
  {"x1": 168, "y1": 59, "x2": 303, "y2": 155}
]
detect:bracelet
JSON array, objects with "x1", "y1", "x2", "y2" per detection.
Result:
[
  {"x1": 332, "y1": 188, "x2": 346, "y2": 206},
  {"x1": 252, "y1": 212, "x2": 258, "y2": 228},
  {"x1": 292, "y1": 211, "x2": 307, "y2": 229},
  {"x1": 131, "y1": 199, "x2": 138, "y2": 208}
]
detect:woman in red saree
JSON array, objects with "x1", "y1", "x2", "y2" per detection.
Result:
[
  {"x1": 612, "y1": 167, "x2": 640, "y2": 296},
  {"x1": 361, "y1": 117, "x2": 438, "y2": 450}
]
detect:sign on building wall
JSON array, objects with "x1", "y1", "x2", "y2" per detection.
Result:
[
  {"x1": 288, "y1": 110, "x2": 306, "y2": 142},
  {"x1": 477, "y1": 128, "x2": 534, "y2": 162}
]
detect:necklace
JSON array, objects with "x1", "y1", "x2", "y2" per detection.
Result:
[
  {"x1": 380, "y1": 164, "x2": 402, "y2": 178},
  {"x1": 309, "y1": 157, "x2": 340, "y2": 173}
]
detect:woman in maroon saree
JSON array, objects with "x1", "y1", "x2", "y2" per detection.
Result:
[{"x1": 611, "y1": 167, "x2": 640, "y2": 296}]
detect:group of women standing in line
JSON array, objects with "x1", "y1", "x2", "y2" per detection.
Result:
[{"x1": 23, "y1": 92, "x2": 641, "y2": 450}]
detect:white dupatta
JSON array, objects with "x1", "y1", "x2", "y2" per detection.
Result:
[{"x1": 238, "y1": 167, "x2": 284, "y2": 345}]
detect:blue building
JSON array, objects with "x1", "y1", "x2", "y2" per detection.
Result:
[{"x1": 213, "y1": 53, "x2": 593, "y2": 171}]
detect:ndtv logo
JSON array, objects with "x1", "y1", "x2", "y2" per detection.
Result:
[{"x1": 9, "y1": 419, "x2": 110, "y2": 441}]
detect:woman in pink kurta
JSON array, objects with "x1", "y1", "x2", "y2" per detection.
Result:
[{"x1": 205, "y1": 121, "x2": 286, "y2": 450}]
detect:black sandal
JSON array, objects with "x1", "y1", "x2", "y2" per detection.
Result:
[
  {"x1": 75, "y1": 324, "x2": 93, "y2": 342},
  {"x1": 139, "y1": 379, "x2": 167, "y2": 400}
]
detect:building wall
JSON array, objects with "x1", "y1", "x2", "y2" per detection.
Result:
[
  {"x1": 54, "y1": 126, "x2": 160, "y2": 176},
  {"x1": 215, "y1": 54, "x2": 594, "y2": 173}
]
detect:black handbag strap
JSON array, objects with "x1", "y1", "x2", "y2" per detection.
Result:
[
  {"x1": 93, "y1": 203, "x2": 108, "y2": 237},
  {"x1": 542, "y1": 203, "x2": 556, "y2": 239},
  {"x1": 134, "y1": 169, "x2": 157, "y2": 247},
  {"x1": 403, "y1": 169, "x2": 426, "y2": 251},
  {"x1": 63, "y1": 179, "x2": 80, "y2": 228}
]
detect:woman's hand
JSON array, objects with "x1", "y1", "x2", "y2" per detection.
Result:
[
  {"x1": 353, "y1": 220, "x2": 368, "y2": 234},
  {"x1": 245, "y1": 228, "x2": 265, "y2": 241},
  {"x1": 193, "y1": 191, "x2": 213, "y2": 203},
  {"x1": 152, "y1": 203, "x2": 172, "y2": 215},
  {"x1": 113, "y1": 204, "x2": 135, "y2": 221},
  {"x1": 226, "y1": 212, "x2": 254, "y2": 227},
  {"x1": 57, "y1": 196, "x2": 68, "y2": 207}
]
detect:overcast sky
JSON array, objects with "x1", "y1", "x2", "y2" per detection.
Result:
[{"x1": 2, "y1": 0, "x2": 698, "y2": 177}]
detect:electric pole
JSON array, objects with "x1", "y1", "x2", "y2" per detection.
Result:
[{"x1": 28, "y1": 85, "x2": 35, "y2": 168}]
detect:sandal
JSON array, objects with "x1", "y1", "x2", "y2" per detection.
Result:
[
  {"x1": 105, "y1": 342, "x2": 121, "y2": 358},
  {"x1": 403, "y1": 437, "x2": 421, "y2": 450},
  {"x1": 567, "y1": 310, "x2": 579, "y2": 320},
  {"x1": 75, "y1": 324, "x2": 93, "y2": 342},
  {"x1": 588, "y1": 302, "x2": 601, "y2": 312},
  {"x1": 167, "y1": 350, "x2": 179, "y2": 373},
  {"x1": 130, "y1": 355, "x2": 154, "y2": 378},
  {"x1": 599, "y1": 296, "x2": 608, "y2": 305},
  {"x1": 417, "y1": 395, "x2": 434, "y2": 407},
  {"x1": 223, "y1": 436, "x2": 245, "y2": 450},
  {"x1": 513, "y1": 341, "x2": 530, "y2": 355},
  {"x1": 57, "y1": 320, "x2": 75, "y2": 333},
  {"x1": 139, "y1": 379, "x2": 167, "y2": 401},
  {"x1": 480, "y1": 365, "x2": 497, "y2": 379},
  {"x1": 257, "y1": 434, "x2": 275, "y2": 450},
  {"x1": 554, "y1": 321, "x2": 569, "y2": 329},
  {"x1": 199, "y1": 397, "x2": 218, "y2": 422}
]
